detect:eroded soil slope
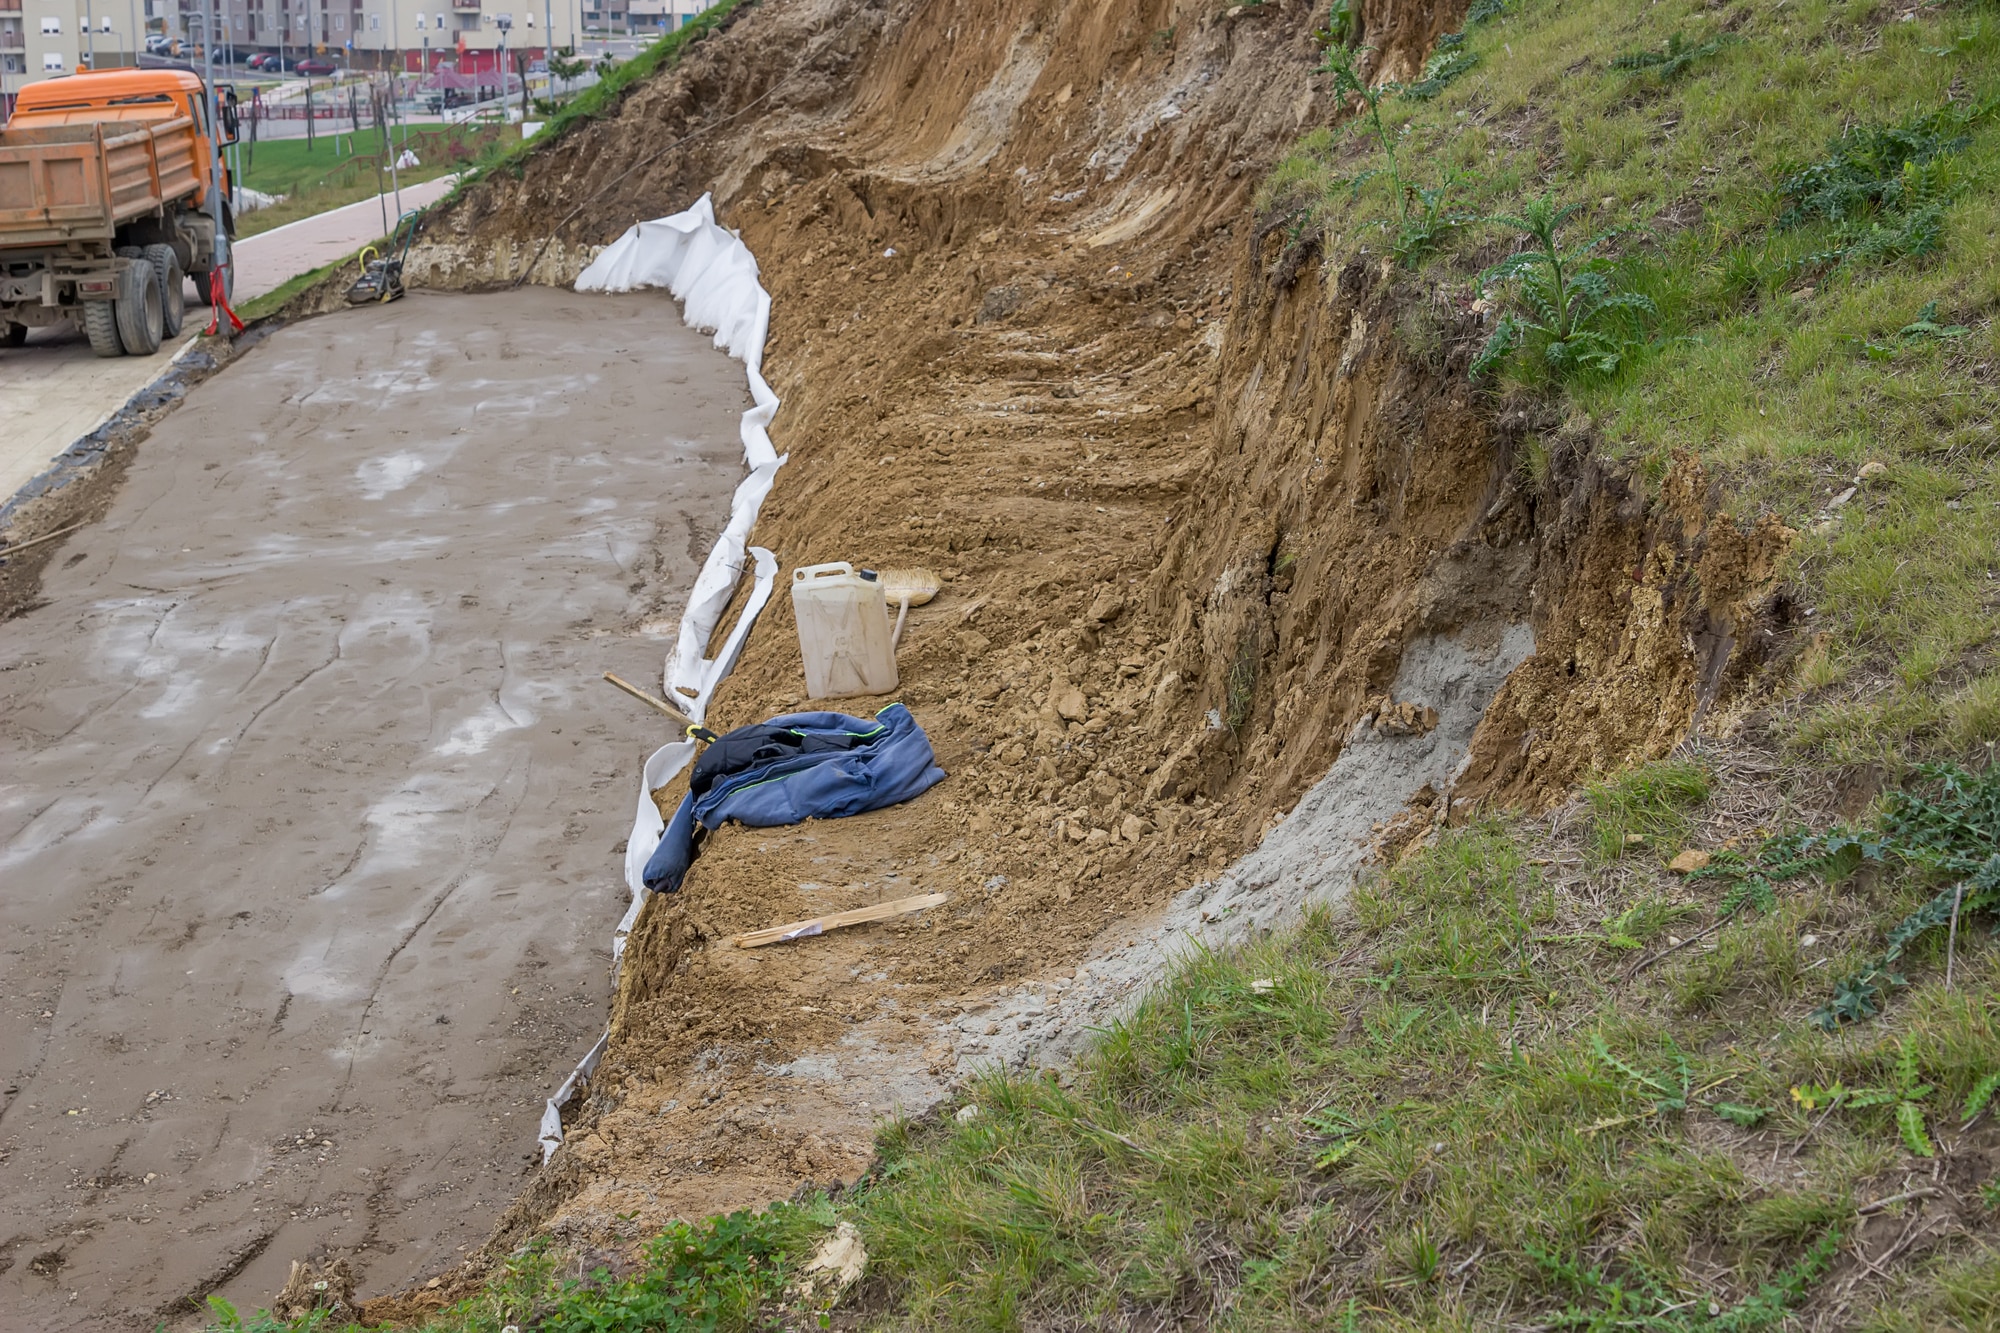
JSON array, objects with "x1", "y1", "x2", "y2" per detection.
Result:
[{"x1": 366, "y1": 0, "x2": 1792, "y2": 1291}]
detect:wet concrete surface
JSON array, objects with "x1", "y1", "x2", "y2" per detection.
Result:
[{"x1": 0, "y1": 288, "x2": 750, "y2": 1328}]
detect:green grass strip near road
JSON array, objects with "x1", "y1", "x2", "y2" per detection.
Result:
[{"x1": 233, "y1": 125, "x2": 506, "y2": 238}]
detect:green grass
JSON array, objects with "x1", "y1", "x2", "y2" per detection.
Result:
[
  {"x1": 235, "y1": 251, "x2": 355, "y2": 323},
  {"x1": 1585, "y1": 758, "x2": 1713, "y2": 863},
  {"x1": 232, "y1": 125, "x2": 503, "y2": 238},
  {"x1": 1265, "y1": 0, "x2": 2000, "y2": 772},
  {"x1": 202, "y1": 1204, "x2": 828, "y2": 1332},
  {"x1": 839, "y1": 805, "x2": 1999, "y2": 1329},
  {"x1": 194, "y1": 797, "x2": 2000, "y2": 1329}
]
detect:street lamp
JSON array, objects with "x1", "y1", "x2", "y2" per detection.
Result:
[{"x1": 490, "y1": 11, "x2": 508, "y2": 114}]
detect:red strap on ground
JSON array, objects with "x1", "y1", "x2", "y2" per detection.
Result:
[{"x1": 204, "y1": 268, "x2": 245, "y2": 338}]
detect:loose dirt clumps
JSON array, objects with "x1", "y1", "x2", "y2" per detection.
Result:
[{"x1": 255, "y1": 0, "x2": 1798, "y2": 1294}]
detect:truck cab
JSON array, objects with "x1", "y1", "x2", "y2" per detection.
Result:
[{"x1": 0, "y1": 69, "x2": 238, "y2": 356}]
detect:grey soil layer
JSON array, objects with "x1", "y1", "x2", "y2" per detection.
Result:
[{"x1": 0, "y1": 288, "x2": 750, "y2": 1329}]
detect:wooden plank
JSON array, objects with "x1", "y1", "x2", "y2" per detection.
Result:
[{"x1": 734, "y1": 892, "x2": 949, "y2": 949}]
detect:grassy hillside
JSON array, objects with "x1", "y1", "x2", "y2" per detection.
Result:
[{"x1": 1266, "y1": 0, "x2": 2000, "y2": 773}]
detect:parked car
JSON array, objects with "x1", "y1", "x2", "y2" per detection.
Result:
[
  {"x1": 144, "y1": 34, "x2": 172, "y2": 53},
  {"x1": 295, "y1": 58, "x2": 337, "y2": 75}
]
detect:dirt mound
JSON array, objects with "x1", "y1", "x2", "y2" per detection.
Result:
[{"x1": 276, "y1": 0, "x2": 1797, "y2": 1288}]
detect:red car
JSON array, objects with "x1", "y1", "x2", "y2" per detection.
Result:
[{"x1": 295, "y1": 57, "x2": 337, "y2": 75}]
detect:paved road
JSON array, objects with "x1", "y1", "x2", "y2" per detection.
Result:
[{"x1": 0, "y1": 173, "x2": 459, "y2": 511}]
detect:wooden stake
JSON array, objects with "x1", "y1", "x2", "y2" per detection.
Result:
[
  {"x1": 0, "y1": 520, "x2": 87, "y2": 557},
  {"x1": 601, "y1": 672, "x2": 695, "y2": 730},
  {"x1": 735, "y1": 893, "x2": 948, "y2": 949}
]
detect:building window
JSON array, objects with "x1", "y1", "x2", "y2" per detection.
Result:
[
  {"x1": 414, "y1": 11, "x2": 424, "y2": 26},
  {"x1": 40, "y1": 16, "x2": 59, "y2": 33},
  {"x1": 369, "y1": 13, "x2": 378, "y2": 28},
  {"x1": 43, "y1": 50, "x2": 63, "y2": 68}
]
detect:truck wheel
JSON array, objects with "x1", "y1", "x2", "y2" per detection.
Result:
[
  {"x1": 83, "y1": 300, "x2": 124, "y2": 357},
  {"x1": 143, "y1": 244, "x2": 187, "y2": 337},
  {"x1": 194, "y1": 263, "x2": 234, "y2": 308},
  {"x1": 114, "y1": 259, "x2": 164, "y2": 357}
]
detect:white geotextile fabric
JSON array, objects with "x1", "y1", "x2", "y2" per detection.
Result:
[{"x1": 538, "y1": 197, "x2": 787, "y2": 1161}]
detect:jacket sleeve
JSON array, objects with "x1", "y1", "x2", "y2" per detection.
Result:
[{"x1": 641, "y1": 791, "x2": 700, "y2": 893}]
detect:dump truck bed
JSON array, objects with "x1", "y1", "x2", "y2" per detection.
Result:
[{"x1": 0, "y1": 117, "x2": 201, "y2": 251}]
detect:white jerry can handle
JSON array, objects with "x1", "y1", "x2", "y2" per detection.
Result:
[{"x1": 794, "y1": 562, "x2": 855, "y2": 583}]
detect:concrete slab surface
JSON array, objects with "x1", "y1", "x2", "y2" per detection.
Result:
[
  {"x1": 0, "y1": 288, "x2": 750, "y2": 1328},
  {"x1": 1, "y1": 175, "x2": 460, "y2": 512}
]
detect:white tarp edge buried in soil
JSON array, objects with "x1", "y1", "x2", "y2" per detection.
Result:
[{"x1": 536, "y1": 195, "x2": 787, "y2": 1161}]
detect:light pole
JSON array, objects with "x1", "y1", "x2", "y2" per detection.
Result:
[
  {"x1": 201, "y1": 0, "x2": 227, "y2": 307},
  {"x1": 490, "y1": 12, "x2": 508, "y2": 116}
]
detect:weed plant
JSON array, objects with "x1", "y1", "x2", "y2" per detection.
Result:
[{"x1": 1471, "y1": 192, "x2": 1658, "y2": 380}]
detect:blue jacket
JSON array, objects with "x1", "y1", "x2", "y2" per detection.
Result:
[{"x1": 641, "y1": 702, "x2": 946, "y2": 893}]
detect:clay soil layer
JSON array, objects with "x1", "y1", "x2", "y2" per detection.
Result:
[{"x1": 0, "y1": 288, "x2": 750, "y2": 1329}]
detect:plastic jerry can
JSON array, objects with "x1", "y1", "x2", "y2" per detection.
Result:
[{"x1": 791, "y1": 562, "x2": 899, "y2": 700}]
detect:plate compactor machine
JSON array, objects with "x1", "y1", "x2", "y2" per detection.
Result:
[{"x1": 346, "y1": 210, "x2": 422, "y2": 306}]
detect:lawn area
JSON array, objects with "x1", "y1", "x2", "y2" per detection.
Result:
[{"x1": 232, "y1": 124, "x2": 508, "y2": 237}]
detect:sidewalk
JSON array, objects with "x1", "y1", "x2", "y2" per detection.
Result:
[
  {"x1": 1, "y1": 174, "x2": 461, "y2": 512},
  {"x1": 230, "y1": 173, "x2": 457, "y2": 299}
]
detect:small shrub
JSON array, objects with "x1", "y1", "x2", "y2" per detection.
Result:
[
  {"x1": 1609, "y1": 31, "x2": 1735, "y2": 80},
  {"x1": 1324, "y1": 45, "x2": 1475, "y2": 266},
  {"x1": 1403, "y1": 32, "x2": 1478, "y2": 100},
  {"x1": 1471, "y1": 193, "x2": 1657, "y2": 380},
  {"x1": 1775, "y1": 100, "x2": 1992, "y2": 270}
]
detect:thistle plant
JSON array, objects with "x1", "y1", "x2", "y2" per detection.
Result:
[{"x1": 1470, "y1": 193, "x2": 1656, "y2": 379}]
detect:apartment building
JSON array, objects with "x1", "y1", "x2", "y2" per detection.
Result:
[
  {"x1": 177, "y1": 0, "x2": 586, "y2": 71},
  {"x1": 1, "y1": 0, "x2": 713, "y2": 113}
]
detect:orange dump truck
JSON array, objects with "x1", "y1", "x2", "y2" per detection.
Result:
[{"x1": 0, "y1": 69, "x2": 238, "y2": 357}]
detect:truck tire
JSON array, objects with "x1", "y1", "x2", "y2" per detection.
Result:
[
  {"x1": 143, "y1": 244, "x2": 187, "y2": 337},
  {"x1": 114, "y1": 259, "x2": 164, "y2": 357},
  {"x1": 83, "y1": 300, "x2": 124, "y2": 357},
  {"x1": 193, "y1": 262, "x2": 234, "y2": 309}
]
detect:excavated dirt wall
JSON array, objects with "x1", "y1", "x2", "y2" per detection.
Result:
[{"x1": 283, "y1": 0, "x2": 1800, "y2": 1305}]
